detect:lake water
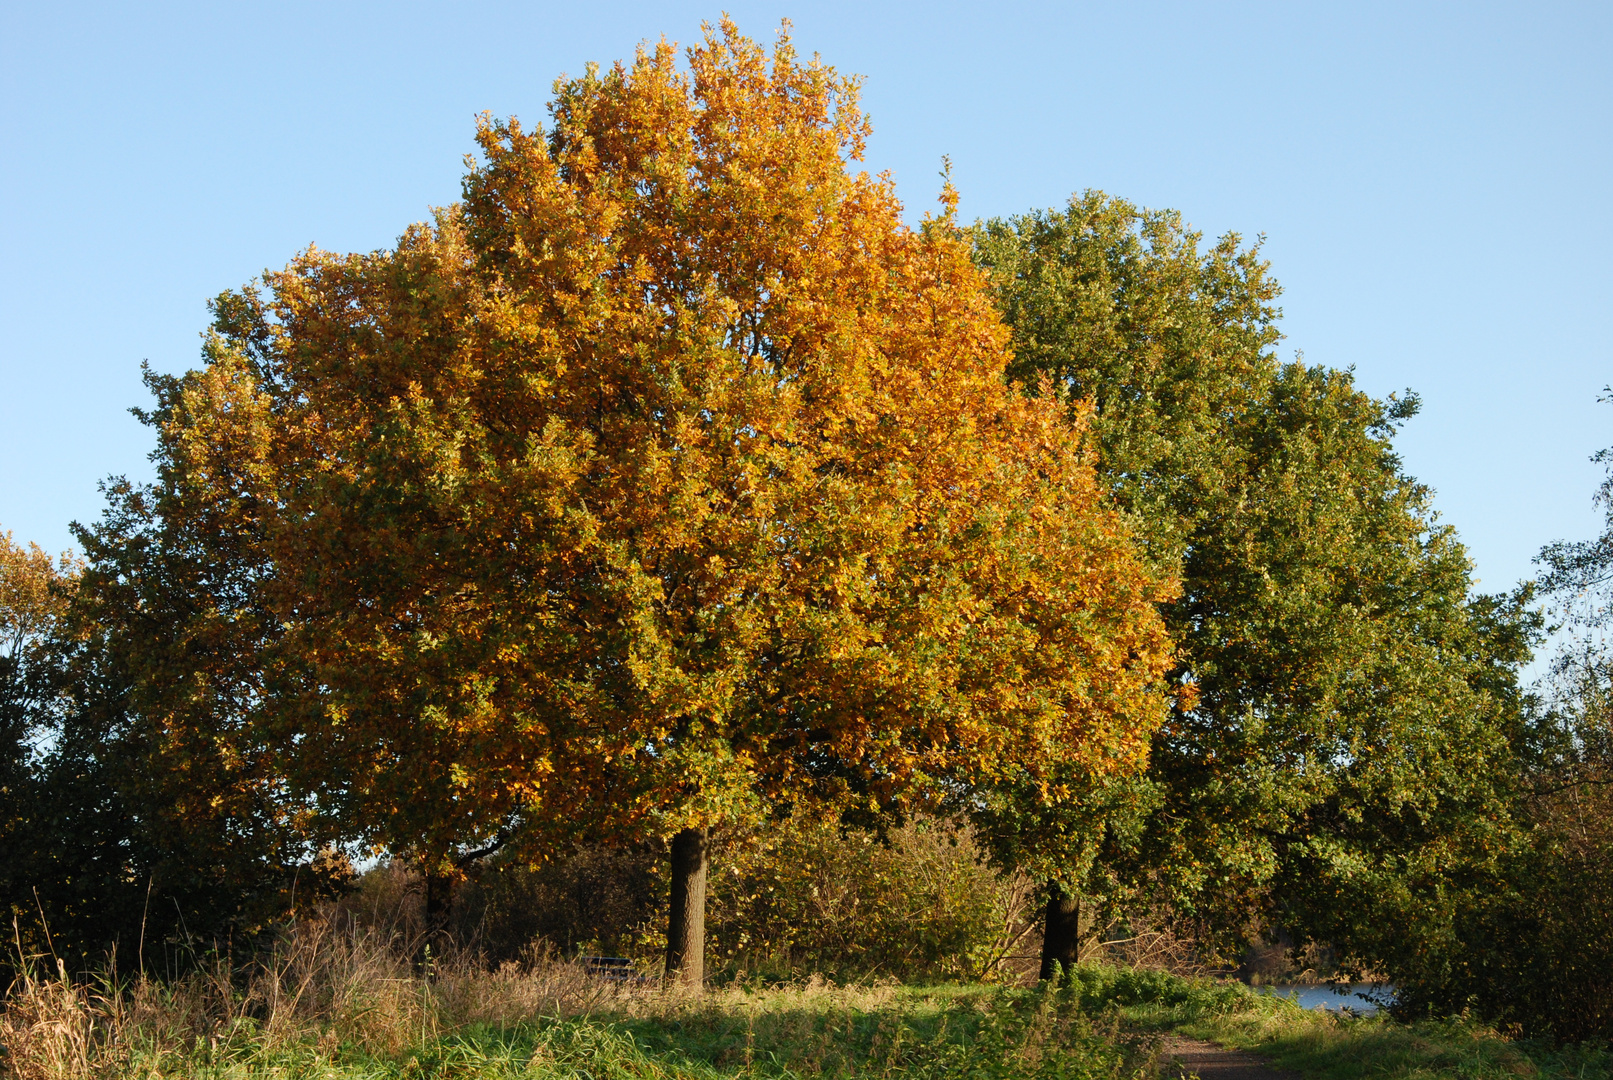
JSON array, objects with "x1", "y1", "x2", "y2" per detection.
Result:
[{"x1": 1256, "y1": 984, "x2": 1394, "y2": 1013}]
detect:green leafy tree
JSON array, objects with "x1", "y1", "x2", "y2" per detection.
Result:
[
  {"x1": 2, "y1": 483, "x2": 327, "y2": 975},
  {"x1": 1352, "y1": 421, "x2": 1613, "y2": 1041},
  {"x1": 972, "y1": 192, "x2": 1540, "y2": 975},
  {"x1": 1353, "y1": 643, "x2": 1612, "y2": 1042}
]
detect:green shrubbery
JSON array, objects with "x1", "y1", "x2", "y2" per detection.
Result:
[
  {"x1": 1348, "y1": 707, "x2": 1613, "y2": 1043},
  {"x1": 700, "y1": 818, "x2": 1033, "y2": 983},
  {"x1": 356, "y1": 816, "x2": 1036, "y2": 984},
  {"x1": 1059, "y1": 965, "x2": 1237, "y2": 1013}
]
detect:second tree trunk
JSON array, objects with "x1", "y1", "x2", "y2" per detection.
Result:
[
  {"x1": 666, "y1": 827, "x2": 709, "y2": 987},
  {"x1": 1039, "y1": 882, "x2": 1081, "y2": 982}
]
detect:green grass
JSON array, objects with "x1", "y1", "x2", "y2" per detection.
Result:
[
  {"x1": 8, "y1": 979, "x2": 1157, "y2": 1079},
  {"x1": 320, "y1": 990, "x2": 1149, "y2": 1080},
  {"x1": 93, "y1": 974, "x2": 1613, "y2": 1080}
]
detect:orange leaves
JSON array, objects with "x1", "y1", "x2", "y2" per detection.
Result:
[
  {"x1": 163, "y1": 20, "x2": 1180, "y2": 869},
  {"x1": 0, "y1": 530, "x2": 78, "y2": 658}
]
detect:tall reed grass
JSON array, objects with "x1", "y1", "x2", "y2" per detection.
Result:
[
  {"x1": 1, "y1": 912, "x2": 618, "y2": 1078},
  {"x1": 1, "y1": 911, "x2": 1152, "y2": 1079}
]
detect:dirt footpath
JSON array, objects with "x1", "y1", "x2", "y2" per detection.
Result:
[{"x1": 1161, "y1": 1035, "x2": 1302, "y2": 1080}]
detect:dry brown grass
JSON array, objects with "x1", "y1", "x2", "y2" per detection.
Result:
[
  {"x1": 1, "y1": 903, "x2": 953, "y2": 1080},
  {"x1": 2, "y1": 899, "x2": 1194, "y2": 1080},
  {"x1": 0, "y1": 910, "x2": 634, "y2": 1079}
]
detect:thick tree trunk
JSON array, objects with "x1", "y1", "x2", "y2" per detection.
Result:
[
  {"x1": 665, "y1": 827, "x2": 709, "y2": 987},
  {"x1": 1038, "y1": 882, "x2": 1081, "y2": 982},
  {"x1": 424, "y1": 872, "x2": 452, "y2": 934},
  {"x1": 418, "y1": 868, "x2": 453, "y2": 972}
]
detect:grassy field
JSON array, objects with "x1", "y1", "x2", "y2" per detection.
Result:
[
  {"x1": 2, "y1": 927, "x2": 1608, "y2": 1079},
  {"x1": 1, "y1": 971, "x2": 1152, "y2": 1079},
  {"x1": 0, "y1": 920, "x2": 1155, "y2": 1079}
]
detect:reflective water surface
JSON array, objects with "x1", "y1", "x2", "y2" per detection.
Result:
[{"x1": 1257, "y1": 984, "x2": 1394, "y2": 1013}]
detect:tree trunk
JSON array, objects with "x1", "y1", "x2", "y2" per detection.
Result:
[
  {"x1": 418, "y1": 868, "x2": 453, "y2": 972},
  {"x1": 1039, "y1": 882, "x2": 1081, "y2": 982},
  {"x1": 666, "y1": 827, "x2": 708, "y2": 987}
]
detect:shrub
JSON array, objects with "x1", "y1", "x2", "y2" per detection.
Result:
[{"x1": 384, "y1": 816, "x2": 1037, "y2": 983}]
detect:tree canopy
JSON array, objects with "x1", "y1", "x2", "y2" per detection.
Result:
[
  {"x1": 141, "y1": 24, "x2": 1176, "y2": 975},
  {"x1": 973, "y1": 193, "x2": 1539, "y2": 963}
]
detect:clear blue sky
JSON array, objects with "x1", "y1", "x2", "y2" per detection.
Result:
[{"x1": 3, "y1": 1, "x2": 1609, "y2": 602}]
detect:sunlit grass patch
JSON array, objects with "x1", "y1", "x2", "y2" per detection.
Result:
[{"x1": 0, "y1": 931, "x2": 1155, "y2": 1080}]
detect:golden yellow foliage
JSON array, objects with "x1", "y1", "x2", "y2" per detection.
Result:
[
  {"x1": 0, "y1": 531, "x2": 76, "y2": 660},
  {"x1": 182, "y1": 20, "x2": 1175, "y2": 869}
]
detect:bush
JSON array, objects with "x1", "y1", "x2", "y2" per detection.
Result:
[
  {"x1": 457, "y1": 845, "x2": 664, "y2": 964},
  {"x1": 1378, "y1": 791, "x2": 1613, "y2": 1044},
  {"x1": 385, "y1": 816, "x2": 1037, "y2": 983},
  {"x1": 703, "y1": 817, "x2": 1037, "y2": 982},
  {"x1": 1339, "y1": 658, "x2": 1613, "y2": 1045}
]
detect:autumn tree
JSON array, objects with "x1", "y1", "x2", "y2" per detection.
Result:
[
  {"x1": 0, "y1": 530, "x2": 77, "y2": 944},
  {"x1": 973, "y1": 193, "x2": 1539, "y2": 975},
  {"x1": 166, "y1": 23, "x2": 1175, "y2": 983},
  {"x1": 0, "y1": 530, "x2": 73, "y2": 786}
]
